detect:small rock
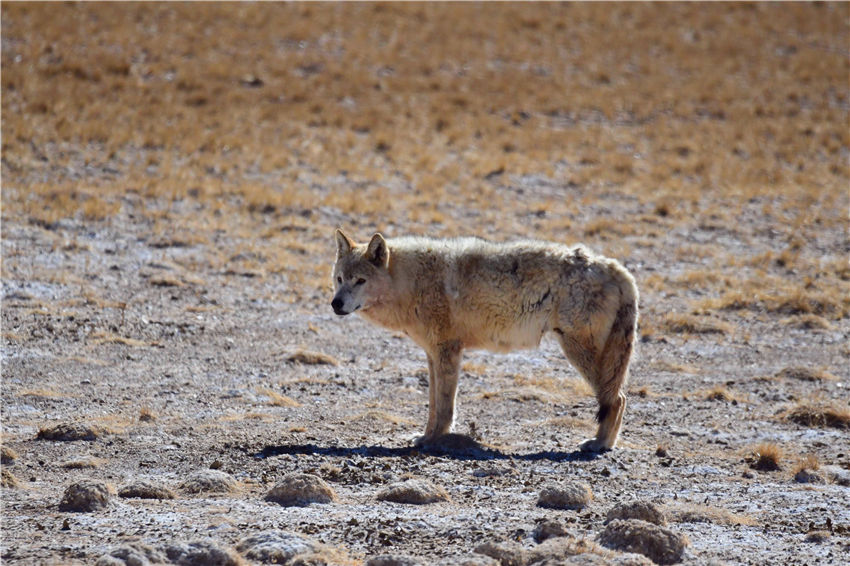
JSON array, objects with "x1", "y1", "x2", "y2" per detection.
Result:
[
  {"x1": 95, "y1": 543, "x2": 167, "y2": 566},
  {"x1": 180, "y1": 469, "x2": 239, "y2": 494},
  {"x1": 59, "y1": 479, "x2": 113, "y2": 512},
  {"x1": 162, "y1": 539, "x2": 242, "y2": 566},
  {"x1": 1, "y1": 445, "x2": 18, "y2": 464},
  {"x1": 606, "y1": 501, "x2": 668, "y2": 526},
  {"x1": 823, "y1": 465, "x2": 850, "y2": 486},
  {"x1": 537, "y1": 481, "x2": 592, "y2": 510},
  {"x1": 2, "y1": 468, "x2": 20, "y2": 488},
  {"x1": 37, "y1": 422, "x2": 102, "y2": 441},
  {"x1": 598, "y1": 519, "x2": 688, "y2": 565},
  {"x1": 376, "y1": 478, "x2": 450, "y2": 505},
  {"x1": 265, "y1": 473, "x2": 336, "y2": 507},
  {"x1": 365, "y1": 555, "x2": 424, "y2": 566},
  {"x1": 533, "y1": 519, "x2": 571, "y2": 542},
  {"x1": 118, "y1": 480, "x2": 176, "y2": 499},
  {"x1": 793, "y1": 469, "x2": 826, "y2": 484},
  {"x1": 804, "y1": 530, "x2": 830, "y2": 543},
  {"x1": 473, "y1": 541, "x2": 525, "y2": 566},
  {"x1": 235, "y1": 530, "x2": 325, "y2": 563}
]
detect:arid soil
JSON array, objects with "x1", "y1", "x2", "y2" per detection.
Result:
[{"x1": 2, "y1": 3, "x2": 849, "y2": 565}]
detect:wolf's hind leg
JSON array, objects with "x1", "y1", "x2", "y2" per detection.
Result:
[{"x1": 555, "y1": 303, "x2": 635, "y2": 452}]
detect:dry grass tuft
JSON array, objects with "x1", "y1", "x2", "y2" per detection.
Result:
[
  {"x1": 704, "y1": 386, "x2": 736, "y2": 402},
  {"x1": 785, "y1": 403, "x2": 850, "y2": 430},
  {"x1": 139, "y1": 407, "x2": 157, "y2": 422},
  {"x1": 89, "y1": 331, "x2": 150, "y2": 348},
  {"x1": 792, "y1": 453, "x2": 821, "y2": 476},
  {"x1": 775, "y1": 366, "x2": 837, "y2": 382},
  {"x1": 781, "y1": 314, "x2": 835, "y2": 331},
  {"x1": 747, "y1": 442, "x2": 783, "y2": 471},
  {"x1": 662, "y1": 313, "x2": 734, "y2": 336},
  {"x1": 256, "y1": 387, "x2": 301, "y2": 408},
  {"x1": 60, "y1": 457, "x2": 105, "y2": 469},
  {"x1": 665, "y1": 503, "x2": 757, "y2": 527},
  {"x1": 285, "y1": 349, "x2": 340, "y2": 366}
]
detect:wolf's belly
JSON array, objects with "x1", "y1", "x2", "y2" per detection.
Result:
[{"x1": 463, "y1": 317, "x2": 549, "y2": 352}]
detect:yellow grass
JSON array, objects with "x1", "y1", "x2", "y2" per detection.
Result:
[
  {"x1": 747, "y1": 442, "x2": 784, "y2": 471},
  {"x1": 1, "y1": 3, "x2": 847, "y2": 310},
  {"x1": 255, "y1": 387, "x2": 301, "y2": 408}
]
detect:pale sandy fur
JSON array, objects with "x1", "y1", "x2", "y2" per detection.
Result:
[{"x1": 332, "y1": 231, "x2": 638, "y2": 451}]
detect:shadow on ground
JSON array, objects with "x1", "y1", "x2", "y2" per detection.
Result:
[{"x1": 253, "y1": 433, "x2": 603, "y2": 462}]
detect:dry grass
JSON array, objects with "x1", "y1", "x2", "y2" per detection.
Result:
[
  {"x1": 1, "y1": 3, "x2": 847, "y2": 310},
  {"x1": 747, "y1": 442, "x2": 784, "y2": 471},
  {"x1": 699, "y1": 279, "x2": 850, "y2": 321},
  {"x1": 775, "y1": 366, "x2": 837, "y2": 382},
  {"x1": 662, "y1": 313, "x2": 734, "y2": 336},
  {"x1": 255, "y1": 387, "x2": 301, "y2": 408},
  {"x1": 139, "y1": 407, "x2": 157, "y2": 423},
  {"x1": 785, "y1": 403, "x2": 850, "y2": 430},
  {"x1": 285, "y1": 349, "x2": 340, "y2": 367},
  {"x1": 703, "y1": 386, "x2": 738, "y2": 403},
  {"x1": 792, "y1": 454, "x2": 821, "y2": 476},
  {"x1": 60, "y1": 457, "x2": 105, "y2": 469},
  {"x1": 89, "y1": 331, "x2": 151, "y2": 348},
  {"x1": 665, "y1": 503, "x2": 757, "y2": 527}
]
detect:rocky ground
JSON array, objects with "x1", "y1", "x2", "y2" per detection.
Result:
[
  {"x1": 2, "y1": 3, "x2": 849, "y2": 565},
  {"x1": 2, "y1": 185, "x2": 848, "y2": 565}
]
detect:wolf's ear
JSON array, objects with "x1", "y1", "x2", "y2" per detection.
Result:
[
  {"x1": 366, "y1": 233, "x2": 389, "y2": 268},
  {"x1": 335, "y1": 229, "x2": 354, "y2": 256}
]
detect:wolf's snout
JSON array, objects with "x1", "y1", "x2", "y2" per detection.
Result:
[{"x1": 331, "y1": 297, "x2": 347, "y2": 315}]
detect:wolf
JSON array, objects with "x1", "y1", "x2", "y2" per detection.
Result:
[{"x1": 331, "y1": 229, "x2": 639, "y2": 452}]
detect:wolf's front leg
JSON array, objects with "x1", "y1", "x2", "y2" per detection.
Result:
[{"x1": 414, "y1": 340, "x2": 461, "y2": 446}]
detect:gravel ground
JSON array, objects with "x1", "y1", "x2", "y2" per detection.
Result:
[{"x1": 2, "y1": 188, "x2": 848, "y2": 565}]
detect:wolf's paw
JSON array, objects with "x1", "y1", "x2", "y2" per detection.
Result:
[
  {"x1": 579, "y1": 438, "x2": 612, "y2": 453},
  {"x1": 413, "y1": 434, "x2": 438, "y2": 448}
]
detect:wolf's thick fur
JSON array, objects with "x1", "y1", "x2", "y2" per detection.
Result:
[{"x1": 331, "y1": 230, "x2": 638, "y2": 452}]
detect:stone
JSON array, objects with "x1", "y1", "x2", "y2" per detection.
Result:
[
  {"x1": 606, "y1": 501, "x2": 668, "y2": 526},
  {"x1": 265, "y1": 473, "x2": 337, "y2": 507},
  {"x1": 598, "y1": 519, "x2": 688, "y2": 565},
  {"x1": 59, "y1": 479, "x2": 112, "y2": 512},
  {"x1": 537, "y1": 481, "x2": 592, "y2": 510},
  {"x1": 376, "y1": 478, "x2": 449, "y2": 505},
  {"x1": 179, "y1": 469, "x2": 239, "y2": 494}
]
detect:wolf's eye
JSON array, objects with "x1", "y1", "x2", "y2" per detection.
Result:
[
  {"x1": 336, "y1": 276, "x2": 342, "y2": 284},
  {"x1": 355, "y1": 278, "x2": 366, "y2": 286}
]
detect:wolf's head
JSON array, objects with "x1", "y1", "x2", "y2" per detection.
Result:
[{"x1": 331, "y1": 229, "x2": 391, "y2": 316}]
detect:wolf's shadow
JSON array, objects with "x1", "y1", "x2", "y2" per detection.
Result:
[{"x1": 254, "y1": 433, "x2": 603, "y2": 462}]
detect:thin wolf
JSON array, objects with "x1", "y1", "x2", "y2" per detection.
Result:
[{"x1": 331, "y1": 229, "x2": 639, "y2": 452}]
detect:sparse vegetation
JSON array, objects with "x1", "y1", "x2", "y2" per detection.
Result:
[
  {"x1": 785, "y1": 403, "x2": 850, "y2": 430},
  {"x1": 1, "y1": 3, "x2": 847, "y2": 564},
  {"x1": 748, "y1": 443, "x2": 784, "y2": 472}
]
